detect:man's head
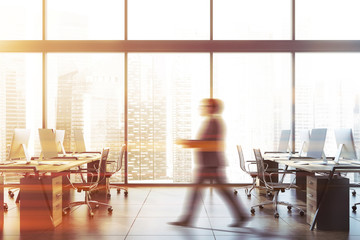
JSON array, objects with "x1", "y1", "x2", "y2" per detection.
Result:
[{"x1": 200, "y1": 98, "x2": 224, "y2": 116}]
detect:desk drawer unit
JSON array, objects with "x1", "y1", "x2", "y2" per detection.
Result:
[
  {"x1": 306, "y1": 175, "x2": 349, "y2": 230},
  {"x1": 20, "y1": 175, "x2": 63, "y2": 231}
]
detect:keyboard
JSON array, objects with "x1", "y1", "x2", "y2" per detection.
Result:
[{"x1": 351, "y1": 161, "x2": 360, "y2": 165}]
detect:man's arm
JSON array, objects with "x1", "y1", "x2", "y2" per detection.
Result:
[{"x1": 176, "y1": 139, "x2": 224, "y2": 152}]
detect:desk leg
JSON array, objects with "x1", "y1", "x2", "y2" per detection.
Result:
[
  {"x1": 62, "y1": 174, "x2": 71, "y2": 208},
  {"x1": 0, "y1": 176, "x2": 3, "y2": 231}
]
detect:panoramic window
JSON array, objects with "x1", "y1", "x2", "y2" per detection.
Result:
[
  {"x1": 0, "y1": 53, "x2": 42, "y2": 160},
  {"x1": 128, "y1": 0, "x2": 209, "y2": 40},
  {"x1": 213, "y1": 53, "x2": 292, "y2": 183},
  {"x1": 47, "y1": 53, "x2": 125, "y2": 182},
  {"x1": 127, "y1": 53, "x2": 210, "y2": 183},
  {"x1": 213, "y1": 0, "x2": 291, "y2": 40},
  {"x1": 296, "y1": 0, "x2": 360, "y2": 40},
  {"x1": 47, "y1": 0, "x2": 124, "y2": 40},
  {"x1": 0, "y1": 0, "x2": 42, "y2": 40},
  {"x1": 295, "y1": 53, "x2": 360, "y2": 156}
]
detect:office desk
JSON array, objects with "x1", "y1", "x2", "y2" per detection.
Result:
[
  {"x1": 264, "y1": 156, "x2": 360, "y2": 231},
  {"x1": 0, "y1": 155, "x2": 100, "y2": 232}
]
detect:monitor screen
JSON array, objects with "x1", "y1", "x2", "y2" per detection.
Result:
[
  {"x1": 74, "y1": 129, "x2": 86, "y2": 153},
  {"x1": 306, "y1": 128, "x2": 327, "y2": 159},
  {"x1": 278, "y1": 129, "x2": 291, "y2": 152},
  {"x1": 39, "y1": 128, "x2": 58, "y2": 159},
  {"x1": 334, "y1": 128, "x2": 357, "y2": 161},
  {"x1": 8, "y1": 129, "x2": 31, "y2": 161}
]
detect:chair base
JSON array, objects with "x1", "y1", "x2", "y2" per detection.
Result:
[
  {"x1": 233, "y1": 178, "x2": 256, "y2": 197},
  {"x1": 250, "y1": 191, "x2": 305, "y2": 218},
  {"x1": 63, "y1": 192, "x2": 113, "y2": 217},
  {"x1": 107, "y1": 185, "x2": 128, "y2": 198}
]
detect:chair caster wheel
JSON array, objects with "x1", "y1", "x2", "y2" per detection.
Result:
[
  {"x1": 3, "y1": 203, "x2": 8, "y2": 211},
  {"x1": 259, "y1": 205, "x2": 264, "y2": 209},
  {"x1": 233, "y1": 190, "x2": 238, "y2": 195},
  {"x1": 124, "y1": 191, "x2": 128, "y2": 196},
  {"x1": 300, "y1": 211, "x2": 305, "y2": 216},
  {"x1": 352, "y1": 190, "x2": 356, "y2": 196},
  {"x1": 77, "y1": 189, "x2": 82, "y2": 193},
  {"x1": 274, "y1": 213, "x2": 279, "y2": 218},
  {"x1": 250, "y1": 208, "x2": 255, "y2": 214},
  {"x1": 62, "y1": 209, "x2": 68, "y2": 215},
  {"x1": 108, "y1": 207, "x2": 113, "y2": 212},
  {"x1": 95, "y1": 204, "x2": 99, "y2": 208},
  {"x1": 352, "y1": 205, "x2": 357, "y2": 212},
  {"x1": 107, "y1": 193, "x2": 111, "y2": 199},
  {"x1": 247, "y1": 194, "x2": 251, "y2": 198},
  {"x1": 117, "y1": 189, "x2": 121, "y2": 194},
  {"x1": 89, "y1": 212, "x2": 94, "y2": 217},
  {"x1": 287, "y1": 206, "x2": 292, "y2": 211}
]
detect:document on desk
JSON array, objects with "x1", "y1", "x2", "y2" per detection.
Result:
[
  {"x1": 293, "y1": 161, "x2": 309, "y2": 165},
  {"x1": 38, "y1": 161, "x2": 53, "y2": 165},
  {"x1": 0, "y1": 162, "x2": 13, "y2": 165}
]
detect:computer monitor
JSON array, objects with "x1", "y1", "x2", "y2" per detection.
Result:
[
  {"x1": 74, "y1": 129, "x2": 86, "y2": 153},
  {"x1": 278, "y1": 129, "x2": 291, "y2": 152},
  {"x1": 55, "y1": 130, "x2": 66, "y2": 155},
  {"x1": 8, "y1": 129, "x2": 31, "y2": 162},
  {"x1": 299, "y1": 130, "x2": 310, "y2": 157},
  {"x1": 38, "y1": 128, "x2": 58, "y2": 159},
  {"x1": 334, "y1": 128, "x2": 358, "y2": 164},
  {"x1": 306, "y1": 128, "x2": 327, "y2": 159}
]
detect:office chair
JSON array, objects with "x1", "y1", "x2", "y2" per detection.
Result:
[
  {"x1": 233, "y1": 145, "x2": 258, "y2": 197},
  {"x1": 250, "y1": 149, "x2": 305, "y2": 218},
  {"x1": 106, "y1": 144, "x2": 128, "y2": 198},
  {"x1": 63, "y1": 147, "x2": 113, "y2": 217}
]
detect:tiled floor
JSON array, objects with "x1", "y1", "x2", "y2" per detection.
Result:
[{"x1": 2, "y1": 186, "x2": 360, "y2": 240}]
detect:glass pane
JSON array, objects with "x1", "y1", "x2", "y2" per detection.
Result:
[
  {"x1": 0, "y1": 0, "x2": 42, "y2": 40},
  {"x1": 128, "y1": 53, "x2": 210, "y2": 183},
  {"x1": 296, "y1": 0, "x2": 360, "y2": 40},
  {"x1": 47, "y1": 0, "x2": 124, "y2": 40},
  {"x1": 213, "y1": 0, "x2": 291, "y2": 40},
  {"x1": 47, "y1": 53, "x2": 125, "y2": 182},
  {"x1": 214, "y1": 53, "x2": 291, "y2": 183},
  {"x1": 296, "y1": 53, "x2": 360, "y2": 158},
  {"x1": 0, "y1": 53, "x2": 42, "y2": 161},
  {"x1": 128, "y1": 0, "x2": 209, "y2": 40}
]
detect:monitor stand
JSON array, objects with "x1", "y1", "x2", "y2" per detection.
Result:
[
  {"x1": 22, "y1": 144, "x2": 31, "y2": 164},
  {"x1": 318, "y1": 152, "x2": 328, "y2": 165},
  {"x1": 334, "y1": 144, "x2": 345, "y2": 165}
]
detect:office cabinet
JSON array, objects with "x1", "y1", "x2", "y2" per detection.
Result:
[
  {"x1": 306, "y1": 175, "x2": 349, "y2": 230},
  {"x1": 20, "y1": 175, "x2": 62, "y2": 231}
]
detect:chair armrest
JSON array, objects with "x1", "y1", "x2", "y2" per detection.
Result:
[{"x1": 246, "y1": 161, "x2": 257, "y2": 172}]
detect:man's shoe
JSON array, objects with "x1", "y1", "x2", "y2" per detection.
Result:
[
  {"x1": 168, "y1": 220, "x2": 191, "y2": 227},
  {"x1": 228, "y1": 217, "x2": 250, "y2": 228}
]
